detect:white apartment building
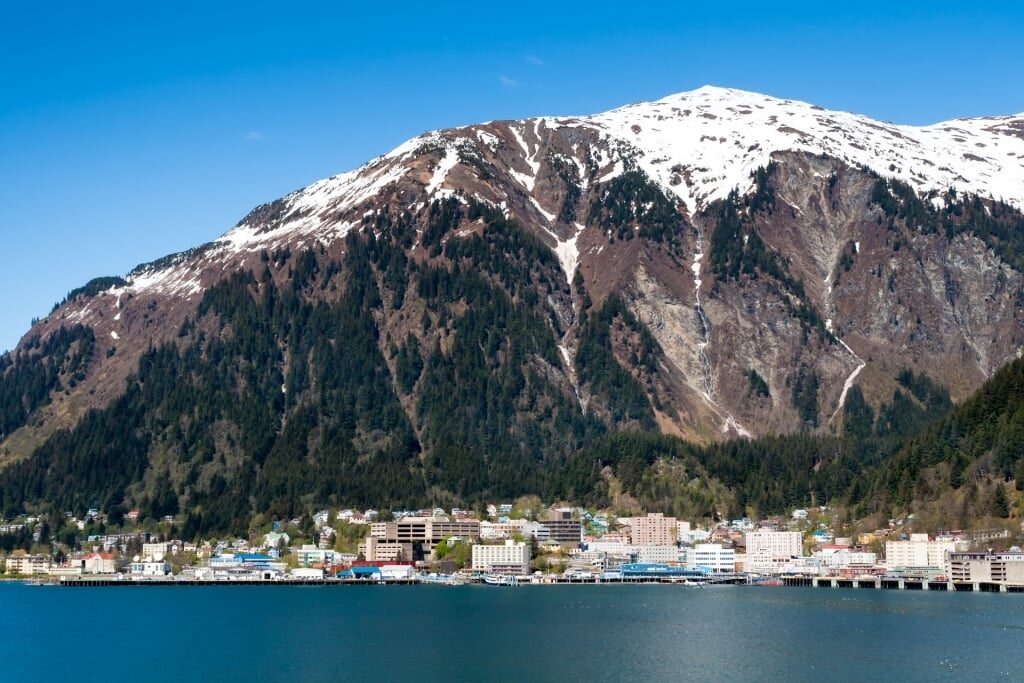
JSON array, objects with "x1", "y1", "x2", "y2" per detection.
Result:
[
  {"x1": 471, "y1": 540, "x2": 530, "y2": 575},
  {"x1": 746, "y1": 530, "x2": 803, "y2": 572},
  {"x1": 679, "y1": 527, "x2": 711, "y2": 545},
  {"x1": 585, "y1": 540, "x2": 635, "y2": 555},
  {"x1": 619, "y1": 513, "x2": 678, "y2": 547},
  {"x1": 684, "y1": 544, "x2": 736, "y2": 573},
  {"x1": 294, "y1": 544, "x2": 338, "y2": 567},
  {"x1": 885, "y1": 534, "x2": 957, "y2": 572},
  {"x1": 130, "y1": 560, "x2": 170, "y2": 577},
  {"x1": 813, "y1": 547, "x2": 877, "y2": 570}
]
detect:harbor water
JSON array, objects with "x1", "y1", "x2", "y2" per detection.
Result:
[{"x1": 1, "y1": 583, "x2": 1020, "y2": 681}]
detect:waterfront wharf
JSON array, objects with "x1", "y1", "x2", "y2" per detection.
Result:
[
  {"x1": 781, "y1": 576, "x2": 1024, "y2": 593},
  {"x1": 57, "y1": 578, "x2": 420, "y2": 587},
  {"x1": 56, "y1": 574, "x2": 747, "y2": 587}
]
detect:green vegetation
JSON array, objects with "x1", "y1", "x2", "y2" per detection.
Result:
[
  {"x1": 575, "y1": 296, "x2": 658, "y2": 429},
  {"x1": 747, "y1": 369, "x2": 771, "y2": 399},
  {"x1": 432, "y1": 537, "x2": 472, "y2": 569},
  {"x1": 870, "y1": 355, "x2": 1024, "y2": 513},
  {"x1": 0, "y1": 325, "x2": 94, "y2": 438},
  {"x1": 871, "y1": 178, "x2": 1024, "y2": 272},
  {"x1": 589, "y1": 170, "x2": 686, "y2": 252},
  {"x1": 789, "y1": 364, "x2": 820, "y2": 431},
  {"x1": 58, "y1": 276, "x2": 128, "y2": 308}
]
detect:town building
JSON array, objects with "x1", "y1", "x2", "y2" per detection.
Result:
[
  {"x1": 635, "y1": 545, "x2": 679, "y2": 564},
  {"x1": 205, "y1": 553, "x2": 284, "y2": 581},
  {"x1": 358, "y1": 536, "x2": 406, "y2": 562},
  {"x1": 746, "y1": 530, "x2": 803, "y2": 573},
  {"x1": 290, "y1": 567, "x2": 325, "y2": 580},
  {"x1": 5, "y1": 551, "x2": 50, "y2": 576},
  {"x1": 294, "y1": 544, "x2": 338, "y2": 567},
  {"x1": 141, "y1": 542, "x2": 169, "y2": 562},
  {"x1": 885, "y1": 534, "x2": 958, "y2": 577},
  {"x1": 684, "y1": 544, "x2": 736, "y2": 574},
  {"x1": 541, "y1": 510, "x2": 582, "y2": 547},
  {"x1": 365, "y1": 516, "x2": 481, "y2": 561},
  {"x1": 130, "y1": 560, "x2": 170, "y2": 577},
  {"x1": 812, "y1": 547, "x2": 877, "y2": 575},
  {"x1": 619, "y1": 513, "x2": 678, "y2": 547},
  {"x1": 946, "y1": 550, "x2": 1024, "y2": 584},
  {"x1": 263, "y1": 531, "x2": 291, "y2": 549},
  {"x1": 83, "y1": 552, "x2": 117, "y2": 574},
  {"x1": 471, "y1": 540, "x2": 530, "y2": 575}
]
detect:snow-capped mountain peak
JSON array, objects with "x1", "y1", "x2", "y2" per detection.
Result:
[
  {"x1": 99, "y1": 86, "x2": 1024, "y2": 300},
  {"x1": 584, "y1": 85, "x2": 1024, "y2": 212}
]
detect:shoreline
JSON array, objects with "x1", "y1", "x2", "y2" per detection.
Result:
[{"x1": 20, "y1": 576, "x2": 1024, "y2": 592}]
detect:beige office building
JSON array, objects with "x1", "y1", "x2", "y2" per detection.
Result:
[{"x1": 619, "y1": 513, "x2": 678, "y2": 547}]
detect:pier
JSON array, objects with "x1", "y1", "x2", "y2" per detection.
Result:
[
  {"x1": 57, "y1": 577, "x2": 420, "y2": 587},
  {"x1": 781, "y1": 576, "x2": 1024, "y2": 593}
]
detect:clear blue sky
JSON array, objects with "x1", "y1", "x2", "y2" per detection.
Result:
[{"x1": 2, "y1": 1, "x2": 1022, "y2": 352}]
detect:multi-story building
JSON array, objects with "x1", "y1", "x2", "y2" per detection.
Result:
[
  {"x1": 541, "y1": 511, "x2": 582, "y2": 547},
  {"x1": 83, "y1": 552, "x2": 117, "y2": 574},
  {"x1": 619, "y1": 513, "x2": 678, "y2": 547},
  {"x1": 812, "y1": 547, "x2": 877, "y2": 575},
  {"x1": 746, "y1": 530, "x2": 803, "y2": 572},
  {"x1": 635, "y1": 545, "x2": 679, "y2": 564},
  {"x1": 885, "y1": 534, "x2": 957, "y2": 575},
  {"x1": 141, "y1": 542, "x2": 169, "y2": 562},
  {"x1": 585, "y1": 540, "x2": 634, "y2": 555},
  {"x1": 365, "y1": 516, "x2": 481, "y2": 561},
  {"x1": 370, "y1": 517, "x2": 480, "y2": 544},
  {"x1": 480, "y1": 519, "x2": 527, "y2": 539},
  {"x1": 471, "y1": 540, "x2": 530, "y2": 575},
  {"x1": 358, "y1": 537, "x2": 403, "y2": 562},
  {"x1": 684, "y1": 544, "x2": 736, "y2": 574},
  {"x1": 947, "y1": 550, "x2": 1024, "y2": 584},
  {"x1": 5, "y1": 551, "x2": 50, "y2": 576},
  {"x1": 294, "y1": 544, "x2": 338, "y2": 567},
  {"x1": 129, "y1": 560, "x2": 170, "y2": 577}
]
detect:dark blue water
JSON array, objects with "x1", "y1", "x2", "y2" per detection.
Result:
[{"x1": 1, "y1": 583, "x2": 1020, "y2": 681}]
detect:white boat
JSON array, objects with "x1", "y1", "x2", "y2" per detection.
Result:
[{"x1": 483, "y1": 574, "x2": 520, "y2": 586}]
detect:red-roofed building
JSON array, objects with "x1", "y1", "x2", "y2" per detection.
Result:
[{"x1": 83, "y1": 552, "x2": 116, "y2": 574}]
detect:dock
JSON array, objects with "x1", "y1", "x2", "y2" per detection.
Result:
[
  {"x1": 57, "y1": 578, "x2": 420, "y2": 587},
  {"x1": 781, "y1": 576, "x2": 1024, "y2": 593}
]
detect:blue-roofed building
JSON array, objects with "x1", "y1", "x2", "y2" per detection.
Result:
[
  {"x1": 340, "y1": 566, "x2": 382, "y2": 580},
  {"x1": 205, "y1": 553, "x2": 285, "y2": 581},
  {"x1": 620, "y1": 563, "x2": 706, "y2": 579}
]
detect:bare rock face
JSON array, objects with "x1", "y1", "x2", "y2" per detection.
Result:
[{"x1": 5, "y1": 86, "x2": 1024, "y2": 470}]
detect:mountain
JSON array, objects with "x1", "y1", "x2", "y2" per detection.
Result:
[{"x1": 2, "y1": 86, "x2": 1023, "y2": 530}]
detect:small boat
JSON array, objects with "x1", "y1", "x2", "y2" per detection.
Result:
[{"x1": 483, "y1": 574, "x2": 520, "y2": 586}]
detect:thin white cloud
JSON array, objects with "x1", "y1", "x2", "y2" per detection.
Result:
[
  {"x1": 243, "y1": 131, "x2": 266, "y2": 141},
  {"x1": 498, "y1": 75, "x2": 520, "y2": 88},
  {"x1": 526, "y1": 55, "x2": 544, "y2": 66}
]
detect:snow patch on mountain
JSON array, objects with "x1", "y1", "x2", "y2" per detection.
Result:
[
  {"x1": 584, "y1": 85, "x2": 1024, "y2": 212},
  {"x1": 426, "y1": 147, "x2": 459, "y2": 195}
]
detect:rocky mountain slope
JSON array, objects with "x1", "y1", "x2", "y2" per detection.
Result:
[{"x1": 2, "y1": 86, "x2": 1024, "y2": 524}]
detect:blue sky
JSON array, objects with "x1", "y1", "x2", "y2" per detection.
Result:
[{"x1": 1, "y1": 1, "x2": 1022, "y2": 352}]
